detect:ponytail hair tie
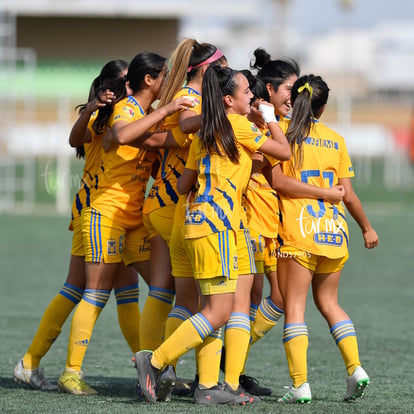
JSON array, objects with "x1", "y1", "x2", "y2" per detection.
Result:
[{"x1": 297, "y1": 82, "x2": 313, "y2": 98}]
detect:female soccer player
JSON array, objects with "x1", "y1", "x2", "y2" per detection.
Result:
[
  {"x1": 57, "y1": 52, "x2": 190, "y2": 395},
  {"x1": 233, "y1": 67, "x2": 345, "y2": 398},
  {"x1": 274, "y1": 74, "x2": 378, "y2": 403},
  {"x1": 247, "y1": 48, "x2": 300, "y2": 356},
  {"x1": 134, "y1": 65, "x2": 291, "y2": 405},
  {"x1": 223, "y1": 48, "x2": 300, "y2": 396},
  {"x1": 109, "y1": 40, "x2": 227, "y2": 399},
  {"x1": 140, "y1": 39, "x2": 227, "y2": 354},
  {"x1": 13, "y1": 60, "x2": 137, "y2": 392}
]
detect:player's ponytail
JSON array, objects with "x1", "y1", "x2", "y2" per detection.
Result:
[
  {"x1": 251, "y1": 47, "x2": 271, "y2": 71},
  {"x1": 287, "y1": 74, "x2": 330, "y2": 167},
  {"x1": 92, "y1": 60, "x2": 129, "y2": 135},
  {"x1": 200, "y1": 66, "x2": 239, "y2": 163},
  {"x1": 157, "y1": 38, "x2": 198, "y2": 109},
  {"x1": 251, "y1": 47, "x2": 300, "y2": 93}
]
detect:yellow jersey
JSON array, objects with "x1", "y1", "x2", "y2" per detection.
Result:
[
  {"x1": 184, "y1": 114, "x2": 268, "y2": 239},
  {"x1": 278, "y1": 119, "x2": 355, "y2": 258},
  {"x1": 243, "y1": 171, "x2": 279, "y2": 238},
  {"x1": 71, "y1": 113, "x2": 101, "y2": 222},
  {"x1": 143, "y1": 86, "x2": 201, "y2": 215},
  {"x1": 91, "y1": 96, "x2": 156, "y2": 230},
  {"x1": 243, "y1": 126, "x2": 280, "y2": 238}
]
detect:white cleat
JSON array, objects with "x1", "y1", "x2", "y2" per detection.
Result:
[
  {"x1": 344, "y1": 366, "x2": 369, "y2": 401},
  {"x1": 278, "y1": 382, "x2": 311, "y2": 404},
  {"x1": 14, "y1": 359, "x2": 58, "y2": 391}
]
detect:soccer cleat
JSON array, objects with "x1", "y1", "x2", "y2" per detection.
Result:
[
  {"x1": 189, "y1": 374, "x2": 199, "y2": 397},
  {"x1": 14, "y1": 359, "x2": 58, "y2": 391},
  {"x1": 239, "y1": 374, "x2": 272, "y2": 396},
  {"x1": 135, "y1": 381, "x2": 147, "y2": 401},
  {"x1": 223, "y1": 382, "x2": 260, "y2": 404},
  {"x1": 344, "y1": 366, "x2": 369, "y2": 401},
  {"x1": 134, "y1": 350, "x2": 159, "y2": 403},
  {"x1": 156, "y1": 365, "x2": 176, "y2": 402},
  {"x1": 277, "y1": 382, "x2": 311, "y2": 404},
  {"x1": 193, "y1": 384, "x2": 250, "y2": 405},
  {"x1": 58, "y1": 370, "x2": 97, "y2": 395},
  {"x1": 171, "y1": 376, "x2": 194, "y2": 397}
]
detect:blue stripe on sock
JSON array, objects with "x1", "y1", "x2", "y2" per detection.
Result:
[
  {"x1": 209, "y1": 328, "x2": 223, "y2": 339},
  {"x1": 114, "y1": 284, "x2": 139, "y2": 305},
  {"x1": 249, "y1": 303, "x2": 258, "y2": 322},
  {"x1": 225, "y1": 312, "x2": 250, "y2": 334},
  {"x1": 330, "y1": 319, "x2": 353, "y2": 332},
  {"x1": 59, "y1": 282, "x2": 84, "y2": 304},
  {"x1": 330, "y1": 320, "x2": 356, "y2": 344},
  {"x1": 148, "y1": 286, "x2": 175, "y2": 304},
  {"x1": 189, "y1": 313, "x2": 213, "y2": 340},
  {"x1": 83, "y1": 289, "x2": 110, "y2": 308},
  {"x1": 114, "y1": 283, "x2": 139, "y2": 294},
  {"x1": 168, "y1": 305, "x2": 192, "y2": 321},
  {"x1": 259, "y1": 296, "x2": 284, "y2": 322},
  {"x1": 283, "y1": 323, "x2": 308, "y2": 343}
]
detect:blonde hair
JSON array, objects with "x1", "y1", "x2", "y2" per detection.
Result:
[{"x1": 157, "y1": 38, "x2": 198, "y2": 109}]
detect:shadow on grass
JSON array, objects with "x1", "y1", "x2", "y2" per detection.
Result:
[
  {"x1": 1, "y1": 375, "x2": 136, "y2": 397},
  {"x1": 0, "y1": 376, "x2": 24, "y2": 390}
]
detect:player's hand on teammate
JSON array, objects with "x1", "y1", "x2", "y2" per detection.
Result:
[
  {"x1": 164, "y1": 96, "x2": 197, "y2": 117},
  {"x1": 324, "y1": 184, "x2": 345, "y2": 203}
]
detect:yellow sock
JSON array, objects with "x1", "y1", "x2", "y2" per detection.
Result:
[
  {"x1": 164, "y1": 306, "x2": 193, "y2": 367},
  {"x1": 164, "y1": 306, "x2": 193, "y2": 339},
  {"x1": 239, "y1": 304, "x2": 259, "y2": 376},
  {"x1": 65, "y1": 289, "x2": 110, "y2": 371},
  {"x1": 153, "y1": 313, "x2": 213, "y2": 369},
  {"x1": 23, "y1": 283, "x2": 83, "y2": 369},
  {"x1": 240, "y1": 342, "x2": 251, "y2": 377},
  {"x1": 330, "y1": 320, "x2": 360, "y2": 376},
  {"x1": 140, "y1": 287, "x2": 174, "y2": 351},
  {"x1": 283, "y1": 323, "x2": 308, "y2": 388},
  {"x1": 224, "y1": 313, "x2": 250, "y2": 390},
  {"x1": 196, "y1": 329, "x2": 222, "y2": 388},
  {"x1": 251, "y1": 296, "x2": 283, "y2": 345},
  {"x1": 115, "y1": 284, "x2": 140, "y2": 353}
]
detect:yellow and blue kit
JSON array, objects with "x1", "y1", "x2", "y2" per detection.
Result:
[
  {"x1": 278, "y1": 118, "x2": 354, "y2": 258},
  {"x1": 143, "y1": 87, "x2": 201, "y2": 219},
  {"x1": 70, "y1": 114, "x2": 101, "y2": 224},
  {"x1": 82, "y1": 96, "x2": 155, "y2": 264},
  {"x1": 243, "y1": 171, "x2": 280, "y2": 273},
  {"x1": 70, "y1": 114, "x2": 102, "y2": 256},
  {"x1": 90, "y1": 96, "x2": 156, "y2": 230},
  {"x1": 183, "y1": 114, "x2": 268, "y2": 240}
]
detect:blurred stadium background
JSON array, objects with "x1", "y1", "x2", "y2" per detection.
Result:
[{"x1": 1, "y1": 0, "x2": 413, "y2": 214}]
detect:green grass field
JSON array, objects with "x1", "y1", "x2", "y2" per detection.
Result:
[{"x1": 1, "y1": 196, "x2": 413, "y2": 413}]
